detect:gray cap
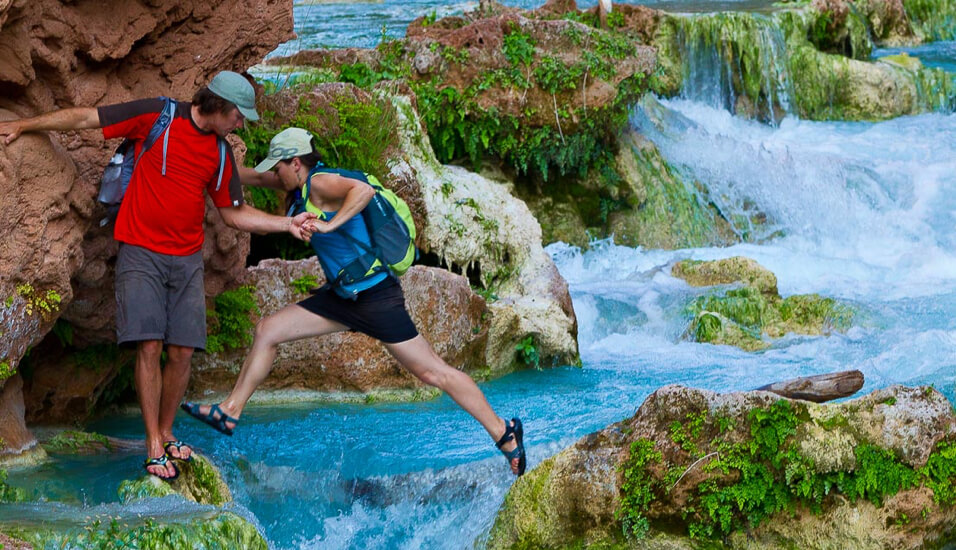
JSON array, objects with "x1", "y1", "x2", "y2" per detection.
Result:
[
  {"x1": 254, "y1": 128, "x2": 315, "y2": 172},
  {"x1": 207, "y1": 71, "x2": 259, "y2": 121}
]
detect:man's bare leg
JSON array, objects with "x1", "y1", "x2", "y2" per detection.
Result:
[
  {"x1": 385, "y1": 336, "x2": 521, "y2": 474},
  {"x1": 135, "y1": 340, "x2": 176, "y2": 479},
  {"x1": 158, "y1": 344, "x2": 193, "y2": 460}
]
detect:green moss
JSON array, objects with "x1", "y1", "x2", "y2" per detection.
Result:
[
  {"x1": 118, "y1": 475, "x2": 177, "y2": 502},
  {"x1": 43, "y1": 431, "x2": 111, "y2": 454},
  {"x1": 0, "y1": 360, "x2": 13, "y2": 382},
  {"x1": 9, "y1": 514, "x2": 267, "y2": 550},
  {"x1": 206, "y1": 286, "x2": 259, "y2": 354},
  {"x1": 488, "y1": 456, "x2": 557, "y2": 549},
  {"x1": 685, "y1": 280, "x2": 854, "y2": 349},
  {"x1": 778, "y1": 294, "x2": 853, "y2": 333}
]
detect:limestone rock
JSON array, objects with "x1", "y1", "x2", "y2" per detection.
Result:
[
  {"x1": 489, "y1": 384, "x2": 956, "y2": 549},
  {"x1": 389, "y1": 93, "x2": 579, "y2": 372},
  {"x1": 672, "y1": 256, "x2": 778, "y2": 296}
]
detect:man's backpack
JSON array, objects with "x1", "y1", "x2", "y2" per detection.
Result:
[
  {"x1": 291, "y1": 167, "x2": 417, "y2": 295},
  {"x1": 97, "y1": 97, "x2": 227, "y2": 226}
]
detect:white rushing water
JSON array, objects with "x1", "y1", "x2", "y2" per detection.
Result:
[{"x1": 552, "y1": 97, "x2": 956, "y2": 400}]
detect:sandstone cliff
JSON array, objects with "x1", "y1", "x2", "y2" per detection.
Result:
[{"x1": 0, "y1": 0, "x2": 293, "y2": 455}]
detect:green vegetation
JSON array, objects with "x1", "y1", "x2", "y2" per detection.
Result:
[
  {"x1": 240, "y1": 94, "x2": 398, "y2": 188},
  {"x1": 206, "y1": 286, "x2": 260, "y2": 354},
  {"x1": 0, "y1": 360, "x2": 13, "y2": 381},
  {"x1": 903, "y1": 0, "x2": 956, "y2": 40},
  {"x1": 43, "y1": 430, "x2": 111, "y2": 454},
  {"x1": 617, "y1": 400, "x2": 956, "y2": 541},
  {"x1": 617, "y1": 439, "x2": 661, "y2": 538},
  {"x1": 515, "y1": 335, "x2": 541, "y2": 369},
  {"x1": 14, "y1": 283, "x2": 62, "y2": 319},
  {"x1": 0, "y1": 469, "x2": 26, "y2": 502},
  {"x1": 291, "y1": 274, "x2": 320, "y2": 294},
  {"x1": 686, "y1": 283, "x2": 853, "y2": 350}
]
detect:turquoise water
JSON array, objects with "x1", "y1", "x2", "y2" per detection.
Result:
[
  {"x1": 5, "y1": 3, "x2": 956, "y2": 549},
  {"x1": 873, "y1": 41, "x2": 956, "y2": 72}
]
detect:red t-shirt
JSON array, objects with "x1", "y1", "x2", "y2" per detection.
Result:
[{"x1": 98, "y1": 99, "x2": 243, "y2": 256}]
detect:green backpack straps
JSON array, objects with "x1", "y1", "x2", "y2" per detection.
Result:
[{"x1": 312, "y1": 168, "x2": 417, "y2": 277}]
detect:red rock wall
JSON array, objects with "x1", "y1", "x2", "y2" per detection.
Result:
[
  {"x1": 0, "y1": 0, "x2": 293, "y2": 360},
  {"x1": 0, "y1": 0, "x2": 293, "y2": 446}
]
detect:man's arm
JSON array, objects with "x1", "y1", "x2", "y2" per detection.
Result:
[
  {"x1": 0, "y1": 107, "x2": 101, "y2": 145},
  {"x1": 237, "y1": 166, "x2": 284, "y2": 190},
  {"x1": 217, "y1": 203, "x2": 317, "y2": 240}
]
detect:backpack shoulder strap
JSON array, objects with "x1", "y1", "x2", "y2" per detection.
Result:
[
  {"x1": 136, "y1": 97, "x2": 176, "y2": 175},
  {"x1": 214, "y1": 137, "x2": 227, "y2": 191}
]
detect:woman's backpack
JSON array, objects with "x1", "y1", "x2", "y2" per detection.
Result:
[{"x1": 289, "y1": 167, "x2": 417, "y2": 295}]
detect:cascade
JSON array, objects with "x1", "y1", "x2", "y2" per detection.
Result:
[{"x1": 673, "y1": 12, "x2": 795, "y2": 125}]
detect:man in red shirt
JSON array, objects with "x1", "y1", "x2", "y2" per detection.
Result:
[{"x1": 0, "y1": 71, "x2": 315, "y2": 480}]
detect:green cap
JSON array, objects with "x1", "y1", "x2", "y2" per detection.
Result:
[
  {"x1": 254, "y1": 127, "x2": 314, "y2": 172},
  {"x1": 207, "y1": 70, "x2": 259, "y2": 121}
]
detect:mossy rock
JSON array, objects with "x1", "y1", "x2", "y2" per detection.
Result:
[
  {"x1": 676, "y1": 258, "x2": 854, "y2": 350},
  {"x1": 489, "y1": 385, "x2": 956, "y2": 549},
  {"x1": 119, "y1": 454, "x2": 231, "y2": 506},
  {"x1": 606, "y1": 133, "x2": 738, "y2": 250},
  {"x1": 672, "y1": 257, "x2": 778, "y2": 296},
  {"x1": 5, "y1": 512, "x2": 267, "y2": 550}
]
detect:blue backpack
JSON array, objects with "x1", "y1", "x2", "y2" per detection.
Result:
[
  {"x1": 97, "y1": 97, "x2": 227, "y2": 226},
  {"x1": 288, "y1": 167, "x2": 417, "y2": 298}
]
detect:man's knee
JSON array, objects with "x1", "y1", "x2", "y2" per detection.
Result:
[
  {"x1": 137, "y1": 340, "x2": 164, "y2": 362},
  {"x1": 166, "y1": 345, "x2": 194, "y2": 367}
]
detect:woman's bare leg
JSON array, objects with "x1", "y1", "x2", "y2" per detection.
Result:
[
  {"x1": 189, "y1": 304, "x2": 348, "y2": 429},
  {"x1": 385, "y1": 335, "x2": 521, "y2": 474}
]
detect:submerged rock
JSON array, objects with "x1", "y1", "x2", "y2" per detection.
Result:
[
  {"x1": 489, "y1": 384, "x2": 956, "y2": 549},
  {"x1": 672, "y1": 257, "x2": 853, "y2": 351}
]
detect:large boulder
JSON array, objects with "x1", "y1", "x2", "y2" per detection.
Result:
[{"x1": 489, "y1": 384, "x2": 956, "y2": 549}]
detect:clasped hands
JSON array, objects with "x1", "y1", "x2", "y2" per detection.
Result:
[{"x1": 289, "y1": 212, "x2": 337, "y2": 242}]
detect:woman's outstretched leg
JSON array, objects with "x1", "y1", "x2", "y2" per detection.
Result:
[
  {"x1": 385, "y1": 335, "x2": 524, "y2": 475},
  {"x1": 183, "y1": 304, "x2": 348, "y2": 433}
]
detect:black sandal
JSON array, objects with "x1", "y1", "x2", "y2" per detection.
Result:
[
  {"x1": 180, "y1": 402, "x2": 237, "y2": 436},
  {"x1": 163, "y1": 440, "x2": 193, "y2": 462},
  {"x1": 143, "y1": 454, "x2": 179, "y2": 481},
  {"x1": 496, "y1": 417, "x2": 527, "y2": 476}
]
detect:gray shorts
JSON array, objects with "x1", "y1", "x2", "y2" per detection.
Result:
[{"x1": 115, "y1": 243, "x2": 206, "y2": 349}]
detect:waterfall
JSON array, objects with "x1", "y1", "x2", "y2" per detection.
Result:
[{"x1": 672, "y1": 13, "x2": 796, "y2": 125}]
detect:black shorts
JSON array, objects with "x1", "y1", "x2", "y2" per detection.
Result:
[{"x1": 296, "y1": 277, "x2": 419, "y2": 344}]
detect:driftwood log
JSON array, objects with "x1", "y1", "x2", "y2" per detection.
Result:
[{"x1": 755, "y1": 370, "x2": 864, "y2": 403}]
